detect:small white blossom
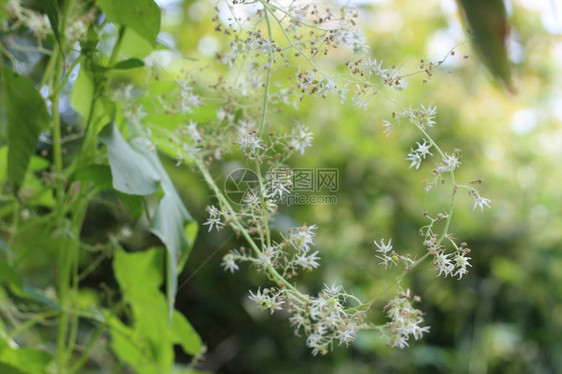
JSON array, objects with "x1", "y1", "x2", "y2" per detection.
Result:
[
  {"x1": 374, "y1": 238, "x2": 393, "y2": 254},
  {"x1": 294, "y1": 250, "x2": 321, "y2": 270},
  {"x1": 264, "y1": 179, "x2": 290, "y2": 200},
  {"x1": 434, "y1": 252, "x2": 454, "y2": 277},
  {"x1": 203, "y1": 205, "x2": 224, "y2": 232},
  {"x1": 289, "y1": 224, "x2": 317, "y2": 252},
  {"x1": 415, "y1": 139, "x2": 433, "y2": 159},
  {"x1": 473, "y1": 196, "x2": 492, "y2": 212},
  {"x1": 249, "y1": 288, "x2": 284, "y2": 314},
  {"x1": 289, "y1": 122, "x2": 314, "y2": 155},
  {"x1": 186, "y1": 120, "x2": 202, "y2": 142},
  {"x1": 221, "y1": 253, "x2": 239, "y2": 273},
  {"x1": 381, "y1": 120, "x2": 392, "y2": 137},
  {"x1": 454, "y1": 254, "x2": 472, "y2": 279},
  {"x1": 406, "y1": 152, "x2": 423, "y2": 169},
  {"x1": 236, "y1": 133, "x2": 264, "y2": 153},
  {"x1": 442, "y1": 153, "x2": 461, "y2": 171},
  {"x1": 335, "y1": 326, "x2": 357, "y2": 346}
]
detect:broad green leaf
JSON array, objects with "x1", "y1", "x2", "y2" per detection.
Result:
[
  {"x1": 0, "y1": 341, "x2": 52, "y2": 374},
  {"x1": 120, "y1": 28, "x2": 155, "y2": 58},
  {"x1": 107, "y1": 315, "x2": 160, "y2": 374},
  {"x1": 41, "y1": 0, "x2": 61, "y2": 49},
  {"x1": 98, "y1": 123, "x2": 160, "y2": 195},
  {"x1": 113, "y1": 58, "x2": 145, "y2": 70},
  {"x1": 70, "y1": 66, "x2": 94, "y2": 118},
  {"x1": 456, "y1": 0, "x2": 513, "y2": 92},
  {"x1": 96, "y1": 0, "x2": 161, "y2": 44},
  {"x1": 170, "y1": 310, "x2": 202, "y2": 355},
  {"x1": 1, "y1": 68, "x2": 49, "y2": 188},
  {"x1": 100, "y1": 124, "x2": 197, "y2": 314},
  {"x1": 130, "y1": 137, "x2": 198, "y2": 318},
  {"x1": 112, "y1": 249, "x2": 202, "y2": 372},
  {"x1": 0, "y1": 363, "x2": 27, "y2": 374}
]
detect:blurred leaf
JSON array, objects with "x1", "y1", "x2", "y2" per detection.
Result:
[
  {"x1": 1, "y1": 68, "x2": 49, "y2": 188},
  {"x1": 456, "y1": 0, "x2": 514, "y2": 91},
  {"x1": 0, "y1": 341, "x2": 52, "y2": 374},
  {"x1": 0, "y1": 258, "x2": 22, "y2": 292},
  {"x1": 120, "y1": 28, "x2": 155, "y2": 58},
  {"x1": 0, "y1": 363, "x2": 27, "y2": 374},
  {"x1": 98, "y1": 123, "x2": 160, "y2": 195},
  {"x1": 96, "y1": 0, "x2": 161, "y2": 44},
  {"x1": 113, "y1": 58, "x2": 145, "y2": 70},
  {"x1": 41, "y1": 0, "x2": 61, "y2": 49},
  {"x1": 71, "y1": 164, "x2": 113, "y2": 191},
  {"x1": 70, "y1": 66, "x2": 94, "y2": 118}
]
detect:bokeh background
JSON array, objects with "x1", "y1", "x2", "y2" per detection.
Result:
[{"x1": 148, "y1": 0, "x2": 562, "y2": 373}]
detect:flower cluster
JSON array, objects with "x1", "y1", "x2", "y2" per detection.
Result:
[
  {"x1": 119, "y1": 0, "x2": 494, "y2": 357},
  {"x1": 385, "y1": 290, "x2": 430, "y2": 348}
]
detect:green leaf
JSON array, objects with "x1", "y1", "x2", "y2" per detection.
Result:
[
  {"x1": 113, "y1": 58, "x2": 145, "y2": 70},
  {"x1": 0, "y1": 341, "x2": 52, "y2": 374},
  {"x1": 1, "y1": 68, "x2": 49, "y2": 188},
  {"x1": 0, "y1": 258, "x2": 22, "y2": 292},
  {"x1": 70, "y1": 66, "x2": 94, "y2": 118},
  {"x1": 120, "y1": 28, "x2": 155, "y2": 58},
  {"x1": 170, "y1": 310, "x2": 202, "y2": 355},
  {"x1": 42, "y1": 0, "x2": 61, "y2": 49},
  {"x1": 112, "y1": 249, "x2": 202, "y2": 372},
  {"x1": 130, "y1": 137, "x2": 198, "y2": 318},
  {"x1": 71, "y1": 164, "x2": 113, "y2": 191},
  {"x1": 456, "y1": 0, "x2": 513, "y2": 91},
  {"x1": 98, "y1": 124, "x2": 160, "y2": 195},
  {"x1": 96, "y1": 0, "x2": 161, "y2": 44},
  {"x1": 100, "y1": 124, "x2": 198, "y2": 315}
]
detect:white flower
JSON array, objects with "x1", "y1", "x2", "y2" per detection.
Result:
[
  {"x1": 381, "y1": 120, "x2": 392, "y2": 137},
  {"x1": 454, "y1": 254, "x2": 472, "y2": 279},
  {"x1": 203, "y1": 205, "x2": 224, "y2": 232},
  {"x1": 289, "y1": 224, "x2": 317, "y2": 252},
  {"x1": 415, "y1": 139, "x2": 433, "y2": 159},
  {"x1": 352, "y1": 96, "x2": 367, "y2": 111},
  {"x1": 264, "y1": 179, "x2": 290, "y2": 200},
  {"x1": 248, "y1": 288, "x2": 285, "y2": 314},
  {"x1": 374, "y1": 238, "x2": 393, "y2": 254},
  {"x1": 390, "y1": 334, "x2": 409, "y2": 349},
  {"x1": 324, "y1": 283, "x2": 343, "y2": 296},
  {"x1": 236, "y1": 133, "x2": 264, "y2": 153},
  {"x1": 442, "y1": 153, "x2": 461, "y2": 171},
  {"x1": 294, "y1": 251, "x2": 321, "y2": 270},
  {"x1": 221, "y1": 253, "x2": 239, "y2": 273},
  {"x1": 289, "y1": 313, "x2": 308, "y2": 331},
  {"x1": 410, "y1": 322, "x2": 431, "y2": 340},
  {"x1": 434, "y1": 252, "x2": 454, "y2": 277},
  {"x1": 406, "y1": 152, "x2": 422, "y2": 169},
  {"x1": 203, "y1": 216, "x2": 223, "y2": 232},
  {"x1": 473, "y1": 196, "x2": 491, "y2": 212},
  {"x1": 186, "y1": 120, "x2": 202, "y2": 142},
  {"x1": 335, "y1": 326, "x2": 357, "y2": 346},
  {"x1": 289, "y1": 122, "x2": 314, "y2": 155},
  {"x1": 257, "y1": 246, "x2": 279, "y2": 268}
]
